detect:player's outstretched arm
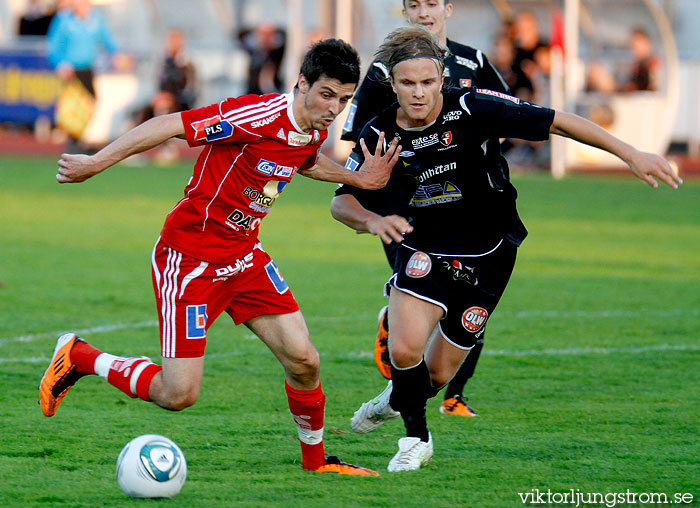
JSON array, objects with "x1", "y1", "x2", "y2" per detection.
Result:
[
  {"x1": 56, "y1": 113, "x2": 186, "y2": 183},
  {"x1": 330, "y1": 194, "x2": 413, "y2": 244},
  {"x1": 550, "y1": 111, "x2": 683, "y2": 189},
  {"x1": 300, "y1": 132, "x2": 401, "y2": 190}
]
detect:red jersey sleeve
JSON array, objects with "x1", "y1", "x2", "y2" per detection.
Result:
[{"x1": 181, "y1": 95, "x2": 274, "y2": 147}]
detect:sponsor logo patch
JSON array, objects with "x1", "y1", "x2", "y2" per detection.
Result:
[
  {"x1": 410, "y1": 181, "x2": 462, "y2": 207},
  {"x1": 262, "y1": 179, "x2": 288, "y2": 203},
  {"x1": 265, "y1": 260, "x2": 289, "y2": 293},
  {"x1": 241, "y1": 180, "x2": 288, "y2": 212},
  {"x1": 186, "y1": 304, "x2": 207, "y2": 339},
  {"x1": 250, "y1": 112, "x2": 281, "y2": 128},
  {"x1": 462, "y1": 306, "x2": 488, "y2": 333},
  {"x1": 255, "y1": 159, "x2": 276, "y2": 176},
  {"x1": 455, "y1": 55, "x2": 478, "y2": 70},
  {"x1": 288, "y1": 131, "x2": 313, "y2": 146},
  {"x1": 213, "y1": 253, "x2": 254, "y2": 282},
  {"x1": 399, "y1": 150, "x2": 416, "y2": 157},
  {"x1": 342, "y1": 103, "x2": 357, "y2": 132},
  {"x1": 226, "y1": 209, "x2": 262, "y2": 232},
  {"x1": 273, "y1": 164, "x2": 295, "y2": 178},
  {"x1": 411, "y1": 133, "x2": 439, "y2": 150},
  {"x1": 476, "y1": 88, "x2": 520, "y2": 104},
  {"x1": 442, "y1": 260, "x2": 478, "y2": 285},
  {"x1": 191, "y1": 115, "x2": 234, "y2": 142},
  {"x1": 416, "y1": 162, "x2": 456, "y2": 183},
  {"x1": 442, "y1": 110, "x2": 462, "y2": 124},
  {"x1": 344, "y1": 154, "x2": 360, "y2": 171},
  {"x1": 277, "y1": 128, "x2": 286, "y2": 140},
  {"x1": 406, "y1": 251, "x2": 432, "y2": 278}
]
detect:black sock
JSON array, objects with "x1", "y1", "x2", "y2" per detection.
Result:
[
  {"x1": 444, "y1": 341, "x2": 483, "y2": 401},
  {"x1": 390, "y1": 360, "x2": 431, "y2": 442}
]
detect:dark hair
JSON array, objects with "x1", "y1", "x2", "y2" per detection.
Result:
[{"x1": 299, "y1": 38, "x2": 361, "y2": 87}]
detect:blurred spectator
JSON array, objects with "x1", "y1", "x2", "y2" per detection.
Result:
[
  {"x1": 587, "y1": 27, "x2": 660, "y2": 95},
  {"x1": 47, "y1": 0, "x2": 131, "y2": 150},
  {"x1": 131, "y1": 29, "x2": 198, "y2": 165},
  {"x1": 238, "y1": 22, "x2": 286, "y2": 95},
  {"x1": 512, "y1": 10, "x2": 549, "y2": 101},
  {"x1": 620, "y1": 28, "x2": 660, "y2": 92},
  {"x1": 18, "y1": 0, "x2": 55, "y2": 36},
  {"x1": 586, "y1": 61, "x2": 617, "y2": 95},
  {"x1": 531, "y1": 44, "x2": 552, "y2": 106},
  {"x1": 134, "y1": 29, "x2": 198, "y2": 125},
  {"x1": 306, "y1": 27, "x2": 328, "y2": 46},
  {"x1": 495, "y1": 13, "x2": 552, "y2": 169},
  {"x1": 491, "y1": 34, "x2": 533, "y2": 99}
]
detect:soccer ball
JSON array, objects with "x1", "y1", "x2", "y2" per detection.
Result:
[{"x1": 116, "y1": 434, "x2": 187, "y2": 498}]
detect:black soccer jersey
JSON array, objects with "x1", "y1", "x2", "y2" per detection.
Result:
[
  {"x1": 341, "y1": 40, "x2": 508, "y2": 143},
  {"x1": 336, "y1": 87, "x2": 555, "y2": 255}
]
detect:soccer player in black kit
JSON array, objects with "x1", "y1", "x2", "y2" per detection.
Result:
[
  {"x1": 338, "y1": 0, "x2": 510, "y2": 418},
  {"x1": 332, "y1": 26, "x2": 682, "y2": 472}
]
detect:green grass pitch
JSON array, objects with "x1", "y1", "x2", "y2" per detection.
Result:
[{"x1": 0, "y1": 155, "x2": 698, "y2": 507}]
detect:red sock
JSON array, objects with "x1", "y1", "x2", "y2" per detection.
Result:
[
  {"x1": 71, "y1": 341, "x2": 103, "y2": 375},
  {"x1": 106, "y1": 357, "x2": 162, "y2": 401},
  {"x1": 285, "y1": 381, "x2": 326, "y2": 470}
]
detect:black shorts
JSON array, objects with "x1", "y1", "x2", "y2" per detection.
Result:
[{"x1": 387, "y1": 240, "x2": 517, "y2": 350}]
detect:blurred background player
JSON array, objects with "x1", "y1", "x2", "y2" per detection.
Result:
[
  {"x1": 46, "y1": 0, "x2": 131, "y2": 152},
  {"x1": 17, "y1": 0, "x2": 55, "y2": 37},
  {"x1": 133, "y1": 28, "x2": 198, "y2": 125},
  {"x1": 238, "y1": 21, "x2": 286, "y2": 95},
  {"x1": 39, "y1": 38, "x2": 401, "y2": 477},
  {"x1": 335, "y1": 0, "x2": 510, "y2": 418},
  {"x1": 131, "y1": 28, "x2": 198, "y2": 164},
  {"x1": 587, "y1": 27, "x2": 660, "y2": 95}
]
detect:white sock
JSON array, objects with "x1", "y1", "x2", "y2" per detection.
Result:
[{"x1": 94, "y1": 353, "x2": 123, "y2": 380}]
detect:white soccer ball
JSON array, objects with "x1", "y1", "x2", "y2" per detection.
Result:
[{"x1": 116, "y1": 434, "x2": 187, "y2": 498}]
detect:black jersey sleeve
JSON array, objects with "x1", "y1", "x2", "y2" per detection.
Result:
[
  {"x1": 468, "y1": 89, "x2": 555, "y2": 141},
  {"x1": 334, "y1": 123, "x2": 384, "y2": 210},
  {"x1": 341, "y1": 62, "x2": 396, "y2": 143}
]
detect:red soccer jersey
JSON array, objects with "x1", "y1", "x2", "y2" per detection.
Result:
[{"x1": 161, "y1": 93, "x2": 327, "y2": 263}]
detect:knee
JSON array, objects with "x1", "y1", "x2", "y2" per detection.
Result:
[
  {"x1": 427, "y1": 366, "x2": 450, "y2": 389},
  {"x1": 157, "y1": 385, "x2": 200, "y2": 411},
  {"x1": 389, "y1": 341, "x2": 422, "y2": 369},
  {"x1": 287, "y1": 347, "x2": 320, "y2": 379}
]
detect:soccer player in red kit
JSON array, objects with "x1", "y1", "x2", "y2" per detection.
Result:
[{"x1": 39, "y1": 39, "x2": 400, "y2": 476}]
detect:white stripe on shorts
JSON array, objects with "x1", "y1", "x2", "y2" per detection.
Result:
[
  {"x1": 151, "y1": 237, "x2": 162, "y2": 291},
  {"x1": 179, "y1": 261, "x2": 208, "y2": 299},
  {"x1": 160, "y1": 247, "x2": 182, "y2": 357}
]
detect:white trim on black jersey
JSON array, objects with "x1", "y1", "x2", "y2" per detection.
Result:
[{"x1": 401, "y1": 239, "x2": 504, "y2": 258}]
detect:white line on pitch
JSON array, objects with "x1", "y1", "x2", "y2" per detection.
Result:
[
  {"x1": 0, "y1": 321, "x2": 158, "y2": 347},
  {"x1": 3, "y1": 343, "x2": 699, "y2": 364},
  {"x1": 1, "y1": 308, "x2": 697, "y2": 348}
]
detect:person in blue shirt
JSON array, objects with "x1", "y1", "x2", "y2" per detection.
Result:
[{"x1": 47, "y1": 0, "x2": 128, "y2": 148}]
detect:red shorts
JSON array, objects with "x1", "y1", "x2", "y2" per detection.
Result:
[{"x1": 151, "y1": 237, "x2": 299, "y2": 358}]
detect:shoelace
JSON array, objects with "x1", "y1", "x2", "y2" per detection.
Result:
[
  {"x1": 447, "y1": 395, "x2": 467, "y2": 411},
  {"x1": 394, "y1": 441, "x2": 426, "y2": 465}
]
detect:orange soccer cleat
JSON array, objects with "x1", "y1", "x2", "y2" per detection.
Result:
[
  {"x1": 314, "y1": 456, "x2": 379, "y2": 476},
  {"x1": 39, "y1": 333, "x2": 86, "y2": 417},
  {"x1": 373, "y1": 306, "x2": 391, "y2": 380},
  {"x1": 439, "y1": 395, "x2": 479, "y2": 417}
]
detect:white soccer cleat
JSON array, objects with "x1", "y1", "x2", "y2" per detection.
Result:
[
  {"x1": 350, "y1": 380, "x2": 400, "y2": 434},
  {"x1": 387, "y1": 433, "x2": 433, "y2": 472}
]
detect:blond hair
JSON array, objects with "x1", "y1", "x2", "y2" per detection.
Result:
[{"x1": 374, "y1": 26, "x2": 448, "y2": 78}]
